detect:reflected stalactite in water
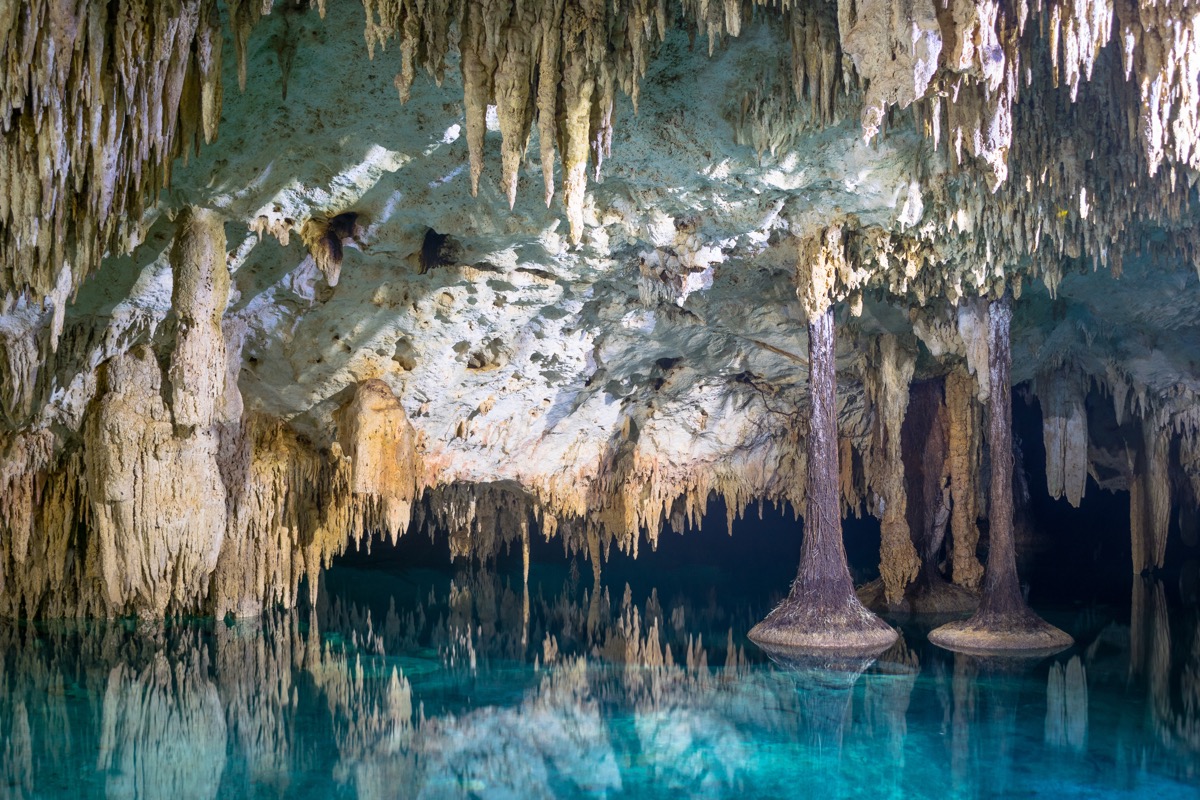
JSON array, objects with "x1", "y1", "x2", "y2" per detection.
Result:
[
  {"x1": 1, "y1": 698, "x2": 33, "y2": 800},
  {"x1": 213, "y1": 615, "x2": 304, "y2": 797},
  {"x1": 97, "y1": 638, "x2": 227, "y2": 800},
  {"x1": 0, "y1": 565, "x2": 1197, "y2": 797},
  {"x1": 421, "y1": 658, "x2": 621, "y2": 799},
  {"x1": 1131, "y1": 578, "x2": 1200, "y2": 778},
  {"x1": 949, "y1": 652, "x2": 979, "y2": 796},
  {"x1": 756, "y1": 646, "x2": 877, "y2": 798},
  {"x1": 1045, "y1": 655, "x2": 1088, "y2": 752},
  {"x1": 310, "y1": 648, "x2": 418, "y2": 799},
  {"x1": 862, "y1": 639, "x2": 921, "y2": 799},
  {"x1": 1179, "y1": 618, "x2": 1200, "y2": 760}
]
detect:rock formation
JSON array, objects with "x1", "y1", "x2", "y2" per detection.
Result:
[
  {"x1": 928, "y1": 296, "x2": 1073, "y2": 653},
  {"x1": 748, "y1": 225, "x2": 898, "y2": 653},
  {"x1": 1, "y1": 0, "x2": 1199, "y2": 628}
]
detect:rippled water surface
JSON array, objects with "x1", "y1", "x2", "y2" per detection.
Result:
[{"x1": 2, "y1": 562, "x2": 1197, "y2": 799}]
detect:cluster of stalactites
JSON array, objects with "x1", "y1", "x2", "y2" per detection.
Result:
[
  {"x1": 0, "y1": 0, "x2": 225, "y2": 307},
  {"x1": 818, "y1": 0, "x2": 1200, "y2": 312},
  {"x1": 1029, "y1": 362, "x2": 1200, "y2": 576},
  {"x1": 360, "y1": 0, "x2": 855, "y2": 243},
  {"x1": 793, "y1": 219, "x2": 875, "y2": 317},
  {"x1": 913, "y1": 0, "x2": 1200, "y2": 298},
  {"x1": 410, "y1": 481, "x2": 532, "y2": 563},
  {"x1": 439, "y1": 394, "x2": 809, "y2": 563},
  {"x1": 361, "y1": 0, "x2": 670, "y2": 244},
  {"x1": 0, "y1": 393, "x2": 424, "y2": 620},
  {"x1": 915, "y1": 0, "x2": 1200, "y2": 187},
  {"x1": 729, "y1": 1, "x2": 856, "y2": 159}
]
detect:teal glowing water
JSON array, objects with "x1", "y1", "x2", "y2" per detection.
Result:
[{"x1": 1, "y1": 564, "x2": 1196, "y2": 798}]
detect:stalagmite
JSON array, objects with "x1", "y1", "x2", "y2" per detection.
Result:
[
  {"x1": 929, "y1": 295, "x2": 1072, "y2": 654},
  {"x1": 749, "y1": 227, "x2": 897, "y2": 654}
]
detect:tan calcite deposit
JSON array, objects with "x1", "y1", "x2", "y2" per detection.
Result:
[
  {"x1": 85, "y1": 345, "x2": 228, "y2": 616},
  {"x1": 2, "y1": 0, "x2": 1200, "y2": 617},
  {"x1": 945, "y1": 368, "x2": 985, "y2": 590},
  {"x1": 867, "y1": 335, "x2": 921, "y2": 605},
  {"x1": 336, "y1": 378, "x2": 423, "y2": 544}
]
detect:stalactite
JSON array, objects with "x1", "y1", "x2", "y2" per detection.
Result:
[
  {"x1": 5, "y1": 0, "x2": 1200, "y2": 625},
  {"x1": 5, "y1": 0, "x2": 1200, "y2": 304},
  {"x1": 213, "y1": 414, "x2": 353, "y2": 619},
  {"x1": 1, "y1": 0, "x2": 227, "y2": 305},
  {"x1": 837, "y1": 0, "x2": 942, "y2": 142},
  {"x1": 866, "y1": 335, "x2": 920, "y2": 605},
  {"x1": 169, "y1": 208, "x2": 229, "y2": 431},
  {"x1": 0, "y1": 429, "x2": 84, "y2": 617},
  {"x1": 730, "y1": 3, "x2": 854, "y2": 159},
  {"x1": 336, "y1": 379, "x2": 422, "y2": 545},
  {"x1": 1182, "y1": 434, "x2": 1200, "y2": 512},
  {"x1": 1036, "y1": 368, "x2": 1088, "y2": 508},
  {"x1": 85, "y1": 205, "x2": 232, "y2": 617},
  {"x1": 946, "y1": 367, "x2": 985, "y2": 589}
]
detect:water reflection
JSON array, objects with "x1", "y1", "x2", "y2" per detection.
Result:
[{"x1": 0, "y1": 569, "x2": 1196, "y2": 798}]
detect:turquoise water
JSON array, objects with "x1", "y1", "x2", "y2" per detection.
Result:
[{"x1": 1, "y1": 563, "x2": 1197, "y2": 799}]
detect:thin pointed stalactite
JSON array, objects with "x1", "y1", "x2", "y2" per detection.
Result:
[
  {"x1": 748, "y1": 306, "x2": 897, "y2": 654},
  {"x1": 929, "y1": 294, "x2": 1072, "y2": 654}
]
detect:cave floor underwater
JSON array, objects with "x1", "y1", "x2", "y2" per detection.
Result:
[{"x1": 1, "y1": 537, "x2": 1196, "y2": 800}]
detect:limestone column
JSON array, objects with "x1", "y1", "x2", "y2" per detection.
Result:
[
  {"x1": 749, "y1": 226, "x2": 896, "y2": 653},
  {"x1": 929, "y1": 293, "x2": 1072, "y2": 653},
  {"x1": 946, "y1": 367, "x2": 985, "y2": 588},
  {"x1": 873, "y1": 335, "x2": 920, "y2": 605}
]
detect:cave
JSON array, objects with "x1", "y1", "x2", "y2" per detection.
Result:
[{"x1": 2, "y1": 0, "x2": 1200, "y2": 796}]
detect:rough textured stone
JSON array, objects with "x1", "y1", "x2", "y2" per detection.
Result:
[{"x1": 2, "y1": 1, "x2": 1200, "y2": 618}]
